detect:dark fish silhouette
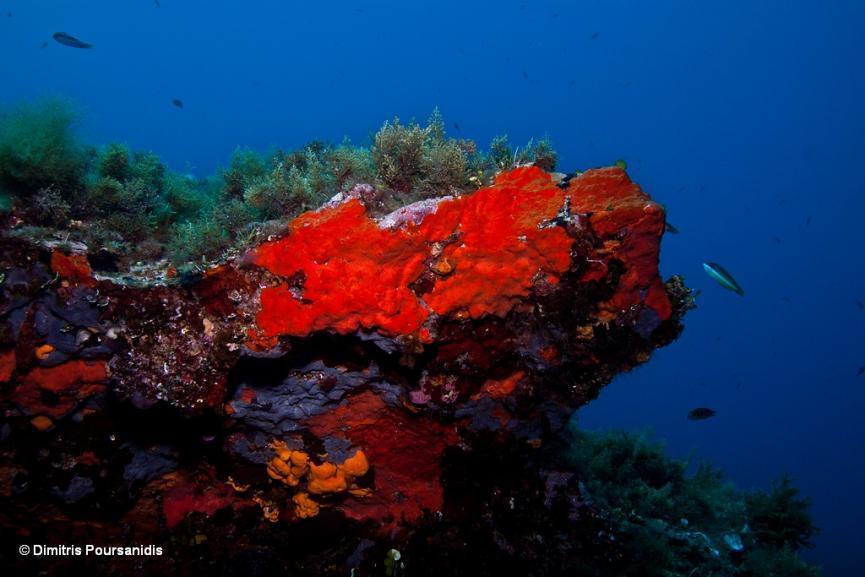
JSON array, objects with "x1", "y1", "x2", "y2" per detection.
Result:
[
  {"x1": 591, "y1": 32, "x2": 599, "y2": 40},
  {"x1": 155, "y1": 0, "x2": 161, "y2": 6},
  {"x1": 856, "y1": 300, "x2": 864, "y2": 310},
  {"x1": 665, "y1": 222, "x2": 679, "y2": 234},
  {"x1": 703, "y1": 261, "x2": 744, "y2": 296},
  {"x1": 452, "y1": 121, "x2": 461, "y2": 132},
  {"x1": 40, "y1": 42, "x2": 48, "y2": 49},
  {"x1": 52, "y1": 32, "x2": 93, "y2": 49},
  {"x1": 857, "y1": 366, "x2": 865, "y2": 377},
  {"x1": 805, "y1": 215, "x2": 812, "y2": 225},
  {"x1": 688, "y1": 407, "x2": 716, "y2": 421},
  {"x1": 171, "y1": 99, "x2": 184, "y2": 109}
]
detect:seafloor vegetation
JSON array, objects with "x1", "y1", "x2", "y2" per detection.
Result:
[
  {"x1": 563, "y1": 426, "x2": 819, "y2": 577},
  {"x1": 0, "y1": 99, "x2": 556, "y2": 271}
]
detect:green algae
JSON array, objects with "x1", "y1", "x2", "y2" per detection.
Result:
[
  {"x1": 0, "y1": 100, "x2": 559, "y2": 271},
  {"x1": 565, "y1": 425, "x2": 820, "y2": 576},
  {"x1": 0, "y1": 98, "x2": 88, "y2": 197}
]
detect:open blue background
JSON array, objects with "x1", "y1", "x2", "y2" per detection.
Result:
[{"x1": 2, "y1": 1, "x2": 863, "y2": 574}]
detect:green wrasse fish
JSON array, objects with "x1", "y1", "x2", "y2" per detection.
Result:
[
  {"x1": 52, "y1": 32, "x2": 93, "y2": 49},
  {"x1": 702, "y1": 261, "x2": 744, "y2": 296}
]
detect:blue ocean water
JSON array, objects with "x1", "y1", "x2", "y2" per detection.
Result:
[{"x1": 1, "y1": 0, "x2": 863, "y2": 574}]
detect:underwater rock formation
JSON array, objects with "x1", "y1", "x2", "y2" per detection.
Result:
[{"x1": 0, "y1": 166, "x2": 698, "y2": 574}]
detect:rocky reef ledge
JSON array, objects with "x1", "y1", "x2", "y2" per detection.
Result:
[{"x1": 1, "y1": 165, "x2": 700, "y2": 574}]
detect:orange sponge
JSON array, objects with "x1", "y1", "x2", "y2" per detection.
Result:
[
  {"x1": 292, "y1": 492, "x2": 320, "y2": 519},
  {"x1": 340, "y1": 450, "x2": 369, "y2": 477}
]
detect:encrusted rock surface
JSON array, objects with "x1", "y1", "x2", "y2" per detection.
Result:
[{"x1": 0, "y1": 166, "x2": 692, "y2": 574}]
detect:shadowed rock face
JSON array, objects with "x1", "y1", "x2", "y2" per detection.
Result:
[{"x1": 0, "y1": 166, "x2": 692, "y2": 574}]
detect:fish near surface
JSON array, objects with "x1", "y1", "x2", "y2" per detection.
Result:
[
  {"x1": 52, "y1": 32, "x2": 93, "y2": 49},
  {"x1": 688, "y1": 407, "x2": 716, "y2": 420},
  {"x1": 702, "y1": 261, "x2": 744, "y2": 296}
]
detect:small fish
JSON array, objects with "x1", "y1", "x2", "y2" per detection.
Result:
[
  {"x1": 857, "y1": 300, "x2": 864, "y2": 310},
  {"x1": 702, "y1": 261, "x2": 744, "y2": 296},
  {"x1": 665, "y1": 222, "x2": 680, "y2": 234},
  {"x1": 452, "y1": 121, "x2": 461, "y2": 132},
  {"x1": 522, "y1": 70, "x2": 529, "y2": 80},
  {"x1": 52, "y1": 32, "x2": 93, "y2": 49},
  {"x1": 688, "y1": 407, "x2": 716, "y2": 421},
  {"x1": 171, "y1": 99, "x2": 184, "y2": 109},
  {"x1": 155, "y1": 0, "x2": 161, "y2": 6},
  {"x1": 614, "y1": 158, "x2": 627, "y2": 170},
  {"x1": 857, "y1": 366, "x2": 865, "y2": 377},
  {"x1": 805, "y1": 215, "x2": 812, "y2": 225},
  {"x1": 40, "y1": 41, "x2": 48, "y2": 49},
  {"x1": 590, "y1": 32, "x2": 599, "y2": 40}
]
